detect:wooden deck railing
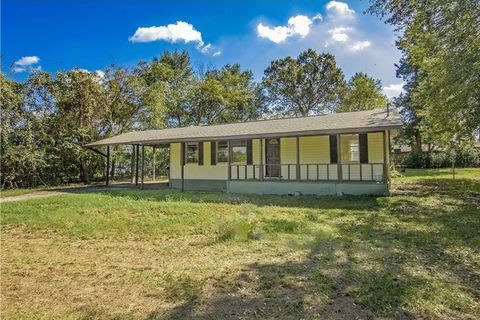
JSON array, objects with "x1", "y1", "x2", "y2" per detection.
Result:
[{"x1": 229, "y1": 163, "x2": 385, "y2": 182}]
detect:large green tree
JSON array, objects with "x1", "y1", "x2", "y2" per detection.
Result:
[
  {"x1": 54, "y1": 69, "x2": 108, "y2": 182},
  {"x1": 368, "y1": 0, "x2": 480, "y2": 142},
  {"x1": 135, "y1": 51, "x2": 194, "y2": 128},
  {"x1": 189, "y1": 64, "x2": 265, "y2": 125},
  {"x1": 338, "y1": 72, "x2": 388, "y2": 112},
  {"x1": 262, "y1": 49, "x2": 346, "y2": 116}
]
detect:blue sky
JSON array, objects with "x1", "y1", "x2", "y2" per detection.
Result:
[{"x1": 1, "y1": 0, "x2": 404, "y2": 97}]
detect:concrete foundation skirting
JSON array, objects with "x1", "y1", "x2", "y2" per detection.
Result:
[
  {"x1": 227, "y1": 180, "x2": 388, "y2": 196},
  {"x1": 170, "y1": 179, "x2": 227, "y2": 192},
  {"x1": 170, "y1": 178, "x2": 388, "y2": 195}
]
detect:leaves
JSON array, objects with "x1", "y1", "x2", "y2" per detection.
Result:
[
  {"x1": 337, "y1": 72, "x2": 388, "y2": 112},
  {"x1": 262, "y1": 49, "x2": 347, "y2": 116},
  {"x1": 369, "y1": 0, "x2": 480, "y2": 142}
]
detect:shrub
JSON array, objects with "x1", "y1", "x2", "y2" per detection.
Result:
[{"x1": 401, "y1": 144, "x2": 480, "y2": 168}]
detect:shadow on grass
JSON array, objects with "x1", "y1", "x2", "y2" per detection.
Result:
[{"x1": 92, "y1": 188, "x2": 383, "y2": 211}]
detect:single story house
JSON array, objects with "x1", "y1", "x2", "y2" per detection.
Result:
[{"x1": 85, "y1": 109, "x2": 402, "y2": 196}]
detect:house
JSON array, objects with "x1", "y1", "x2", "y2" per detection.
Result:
[{"x1": 85, "y1": 109, "x2": 402, "y2": 196}]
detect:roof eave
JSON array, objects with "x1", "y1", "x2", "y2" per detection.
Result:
[{"x1": 84, "y1": 124, "x2": 403, "y2": 147}]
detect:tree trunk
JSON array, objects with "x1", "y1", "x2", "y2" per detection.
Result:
[
  {"x1": 110, "y1": 158, "x2": 116, "y2": 180},
  {"x1": 79, "y1": 156, "x2": 90, "y2": 183},
  {"x1": 415, "y1": 130, "x2": 422, "y2": 153}
]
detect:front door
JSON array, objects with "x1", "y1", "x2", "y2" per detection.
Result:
[{"x1": 265, "y1": 138, "x2": 280, "y2": 178}]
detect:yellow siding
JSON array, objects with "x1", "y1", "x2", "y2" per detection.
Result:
[
  {"x1": 170, "y1": 143, "x2": 181, "y2": 179},
  {"x1": 299, "y1": 136, "x2": 330, "y2": 164},
  {"x1": 184, "y1": 141, "x2": 228, "y2": 180},
  {"x1": 298, "y1": 136, "x2": 329, "y2": 179},
  {"x1": 170, "y1": 142, "x2": 229, "y2": 180},
  {"x1": 280, "y1": 137, "x2": 297, "y2": 180},
  {"x1": 252, "y1": 139, "x2": 261, "y2": 164},
  {"x1": 280, "y1": 137, "x2": 297, "y2": 164},
  {"x1": 368, "y1": 132, "x2": 384, "y2": 163},
  {"x1": 170, "y1": 134, "x2": 386, "y2": 182}
]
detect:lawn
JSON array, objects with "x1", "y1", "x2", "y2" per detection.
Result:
[{"x1": 1, "y1": 169, "x2": 479, "y2": 319}]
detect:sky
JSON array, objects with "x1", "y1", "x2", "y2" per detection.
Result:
[{"x1": 1, "y1": 0, "x2": 404, "y2": 98}]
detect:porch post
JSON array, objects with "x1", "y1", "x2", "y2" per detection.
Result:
[
  {"x1": 383, "y1": 130, "x2": 388, "y2": 183},
  {"x1": 337, "y1": 134, "x2": 342, "y2": 182},
  {"x1": 106, "y1": 145, "x2": 110, "y2": 186},
  {"x1": 296, "y1": 136, "x2": 300, "y2": 181},
  {"x1": 152, "y1": 146, "x2": 156, "y2": 182},
  {"x1": 259, "y1": 139, "x2": 264, "y2": 181},
  {"x1": 141, "y1": 145, "x2": 145, "y2": 190},
  {"x1": 180, "y1": 142, "x2": 185, "y2": 192},
  {"x1": 131, "y1": 145, "x2": 136, "y2": 184},
  {"x1": 227, "y1": 140, "x2": 231, "y2": 181},
  {"x1": 135, "y1": 144, "x2": 139, "y2": 186}
]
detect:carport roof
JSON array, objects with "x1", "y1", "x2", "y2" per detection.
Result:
[{"x1": 84, "y1": 109, "x2": 402, "y2": 147}]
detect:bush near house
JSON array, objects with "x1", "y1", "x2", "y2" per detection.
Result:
[{"x1": 401, "y1": 144, "x2": 480, "y2": 168}]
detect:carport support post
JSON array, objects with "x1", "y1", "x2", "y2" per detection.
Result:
[
  {"x1": 141, "y1": 145, "x2": 145, "y2": 190},
  {"x1": 337, "y1": 134, "x2": 342, "y2": 182},
  {"x1": 180, "y1": 142, "x2": 185, "y2": 192},
  {"x1": 131, "y1": 145, "x2": 136, "y2": 184},
  {"x1": 135, "y1": 144, "x2": 139, "y2": 186},
  {"x1": 106, "y1": 145, "x2": 110, "y2": 186},
  {"x1": 259, "y1": 139, "x2": 264, "y2": 181},
  {"x1": 152, "y1": 146, "x2": 156, "y2": 182},
  {"x1": 296, "y1": 136, "x2": 300, "y2": 181}
]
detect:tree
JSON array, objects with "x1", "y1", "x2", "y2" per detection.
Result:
[
  {"x1": 54, "y1": 69, "x2": 108, "y2": 182},
  {"x1": 135, "y1": 51, "x2": 194, "y2": 128},
  {"x1": 262, "y1": 49, "x2": 346, "y2": 116},
  {"x1": 101, "y1": 66, "x2": 145, "y2": 179},
  {"x1": 368, "y1": 0, "x2": 480, "y2": 142},
  {"x1": 338, "y1": 72, "x2": 388, "y2": 112},
  {"x1": 189, "y1": 64, "x2": 265, "y2": 125}
]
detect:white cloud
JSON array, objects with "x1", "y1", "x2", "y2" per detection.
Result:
[
  {"x1": 349, "y1": 40, "x2": 371, "y2": 51},
  {"x1": 129, "y1": 21, "x2": 204, "y2": 45},
  {"x1": 326, "y1": 1, "x2": 355, "y2": 18},
  {"x1": 287, "y1": 15, "x2": 313, "y2": 37},
  {"x1": 199, "y1": 43, "x2": 212, "y2": 53},
  {"x1": 13, "y1": 56, "x2": 41, "y2": 73},
  {"x1": 130, "y1": 21, "x2": 219, "y2": 55},
  {"x1": 257, "y1": 24, "x2": 291, "y2": 43},
  {"x1": 14, "y1": 56, "x2": 40, "y2": 66},
  {"x1": 257, "y1": 14, "x2": 314, "y2": 43},
  {"x1": 328, "y1": 27, "x2": 352, "y2": 42},
  {"x1": 383, "y1": 83, "x2": 404, "y2": 98},
  {"x1": 13, "y1": 66, "x2": 27, "y2": 73},
  {"x1": 212, "y1": 50, "x2": 222, "y2": 57},
  {"x1": 312, "y1": 13, "x2": 323, "y2": 21}
]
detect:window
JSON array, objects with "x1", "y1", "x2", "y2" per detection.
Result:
[
  {"x1": 341, "y1": 134, "x2": 359, "y2": 163},
  {"x1": 217, "y1": 141, "x2": 229, "y2": 162},
  {"x1": 231, "y1": 139, "x2": 246, "y2": 163},
  {"x1": 186, "y1": 142, "x2": 199, "y2": 163}
]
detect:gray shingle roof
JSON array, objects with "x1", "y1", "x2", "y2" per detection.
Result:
[{"x1": 85, "y1": 109, "x2": 402, "y2": 147}]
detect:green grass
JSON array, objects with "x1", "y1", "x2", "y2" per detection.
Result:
[{"x1": 1, "y1": 168, "x2": 479, "y2": 319}]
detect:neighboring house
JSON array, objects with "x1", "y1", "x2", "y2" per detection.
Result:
[{"x1": 85, "y1": 109, "x2": 402, "y2": 196}]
